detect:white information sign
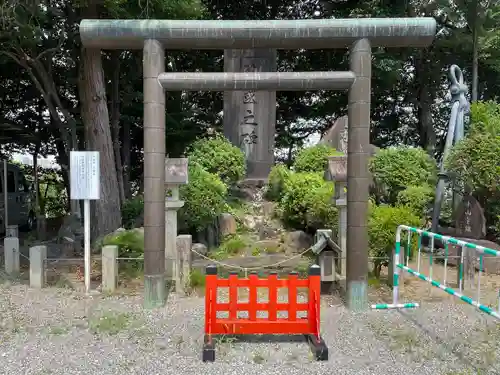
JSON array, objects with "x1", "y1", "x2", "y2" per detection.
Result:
[{"x1": 70, "y1": 151, "x2": 100, "y2": 200}]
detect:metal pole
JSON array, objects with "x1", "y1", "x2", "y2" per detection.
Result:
[
  {"x1": 84, "y1": 199, "x2": 91, "y2": 294},
  {"x1": 3, "y1": 159, "x2": 8, "y2": 229}
]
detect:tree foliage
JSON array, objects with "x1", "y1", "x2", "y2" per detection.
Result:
[
  {"x1": 293, "y1": 144, "x2": 343, "y2": 173},
  {"x1": 186, "y1": 134, "x2": 246, "y2": 185},
  {"x1": 369, "y1": 146, "x2": 438, "y2": 204}
]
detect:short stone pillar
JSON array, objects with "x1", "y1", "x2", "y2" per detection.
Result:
[
  {"x1": 176, "y1": 234, "x2": 193, "y2": 295},
  {"x1": 325, "y1": 155, "x2": 347, "y2": 277},
  {"x1": 29, "y1": 245, "x2": 47, "y2": 288},
  {"x1": 102, "y1": 245, "x2": 118, "y2": 293},
  {"x1": 4, "y1": 236, "x2": 20, "y2": 274},
  {"x1": 165, "y1": 158, "x2": 188, "y2": 281},
  {"x1": 6, "y1": 225, "x2": 18, "y2": 238}
]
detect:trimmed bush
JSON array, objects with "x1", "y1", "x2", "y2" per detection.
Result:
[
  {"x1": 121, "y1": 195, "x2": 144, "y2": 229},
  {"x1": 279, "y1": 172, "x2": 337, "y2": 231},
  {"x1": 368, "y1": 204, "x2": 421, "y2": 277},
  {"x1": 396, "y1": 185, "x2": 435, "y2": 216},
  {"x1": 265, "y1": 164, "x2": 291, "y2": 201},
  {"x1": 179, "y1": 163, "x2": 228, "y2": 231},
  {"x1": 293, "y1": 144, "x2": 343, "y2": 173},
  {"x1": 369, "y1": 146, "x2": 437, "y2": 204},
  {"x1": 186, "y1": 134, "x2": 246, "y2": 185}
]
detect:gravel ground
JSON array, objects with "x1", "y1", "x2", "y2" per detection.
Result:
[{"x1": 1, "y1": 282, "x2": 499, "y2": 375}]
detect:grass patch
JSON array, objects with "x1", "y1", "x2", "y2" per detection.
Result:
[
  {"x1": 210, "y1": 234, "x2": 248, "y2": 260},
  {"x1": 89, "y1": 311, "x2": 131, "y2": 335},
  {"x1": 49, "y1": 326, "x2": 68, "y2": 335},
  {"x1": 189, "y1": 268, "x2": 205, "y2": 288},
  {"x1": 252, "y1": 351, "x2": 266, "y2": 363}
]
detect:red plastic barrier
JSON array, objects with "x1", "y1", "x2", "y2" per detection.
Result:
[{"x1": 202, "y1": 265, "x2": 328, "y2": 362}]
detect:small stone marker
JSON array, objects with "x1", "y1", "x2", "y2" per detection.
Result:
[
  {"x1": 4, "y1": 237, "x2": 19, "y2": 274},
  {"x1": 102, "y1": 245, "x2": 118, "y2": 293},
  {"x1": 176, "y1": 235, "x2": 193, "y2": 295},
  {"x1": 455, "y1": 195, "x2": 486, "y2": 240},
  {"x1": 30, "y1": 245, "x2": 47, "y2": 288}
]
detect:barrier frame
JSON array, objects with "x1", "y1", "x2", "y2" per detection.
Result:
[
  {"x1": 371, "y1": 225, "x2": 500, "y2": 320},
  {"x1": 202, "y1": 264, "x2": 328, "y2": 362}
]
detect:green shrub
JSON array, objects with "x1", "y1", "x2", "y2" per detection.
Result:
[
  {"x1": 396, "y1": 185, "x2": 435, "y2": 216},
  {"x1": 468, "y1": 100, "x2": 500, "y2": 137},
  {"x1": 102, "y1": 229, "x2": 144, "y2": 258},
  {"x1": 102, "y1": 229, "x2": 144, "y2": 276},
  {"x1": 369, "y1": 146, "x2": 437, "y2": 204},
  {"x1": 179, "y1": 163, "x2": 228, "y2": 231},
  {"x1": 446, "y1": 132, "x2": 500, "y2": 235},
  {"x1": 368, "y1": 204, "x2": 421, "y2": 277},
  {"x1": 186, "y1": 134, "x2": 246, "y2": 185},
  {"x1": 279, "y1": 172, "x2": 337, "y2": 231},
  {"x1": 121, "y1": 196, "x2": 144, "y2": 229},
  {"x1": 293, "y1": 144, "x2": 343, "y2": 173},
  {"x1": 265, "y1": 164, "x2": 291, "y2": 201}
]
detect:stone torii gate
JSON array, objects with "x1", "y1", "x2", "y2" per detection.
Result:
[{"x1": 79, "y1": 18, "x2": 436, "y2": 310}]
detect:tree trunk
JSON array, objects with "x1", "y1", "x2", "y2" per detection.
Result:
[
  {"x1": 78, "y1": 46, "x2": 121, "y2": 240},
  {"x1": 471, "y1": 18, "x2": 479, "y2": 102},
  {"x1": 110, "y1": 51, "x2": 126, "y2": 205},
  {"x1": 415, "y1": 50, "x2": 436, "y2": 156},
  {"x1": 122, "y1": 119, "x2": 132, "y2": 199},
  {"x1": 54, "y1": 133, "x2": 71, "y2": 213}
]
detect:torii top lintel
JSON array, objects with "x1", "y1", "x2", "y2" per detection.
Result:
[{"x1": 79, "y1": 18, "x2": 436, "y2": 50}]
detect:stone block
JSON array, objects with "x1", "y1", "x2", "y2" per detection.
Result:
[
  {"x1": 102, "y1": 245, "x2": 118, "y2": 293},
  {"x1": 30, "y1": 245, "x2": 47, "y2": 288},
  {"x1": 176, "y1": 235, "x2": 193, "y2": 295},
  {"x1": 4, "y1": 237, "x2": 19, "y2": 274}
]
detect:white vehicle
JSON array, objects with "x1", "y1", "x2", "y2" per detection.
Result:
[{"x1": 0, "y1": 162, "x2": 35, "y2": 233}]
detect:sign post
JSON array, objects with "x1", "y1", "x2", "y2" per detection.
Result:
[{"x1": 70, "y1": 151, "x2": 100, "y2": 294}]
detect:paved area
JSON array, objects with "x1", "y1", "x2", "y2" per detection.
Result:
[{"x1": 0, "y1": 282, "x2": 499, "y2": 375}]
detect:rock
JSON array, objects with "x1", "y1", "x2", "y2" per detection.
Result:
[
  {"x1": 254, "y1": 240, "x2": 282, "y2": 253},
  {"x1": 258, "y1": 226, "x2": 280, "y2": 240},
  {"x1": 283, "y1": 230, "x2": 313, "y2": 253},
  {"x1": 192, "y1": 243, "x2": 208, "y2": 259},
  {"x1": 219, "y1": 213, "x2": 237, "y2": 236},
  {"x1": 57, "y1": 214, "x2": 83, "y2": 243},
  {"x1": 242, "y1": 215, "x2": 265, "y2": 230},
  {"x1": 260, "y1": 202, "x2": 276, "y2": 217}
]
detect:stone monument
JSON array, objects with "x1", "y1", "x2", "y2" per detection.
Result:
[
  {"x1": 223, "y1": 49, "x2": 277, "y2": 181},
  {"x1": 321, "y1": 115, "x2": 379, "y2": 156},
  {"x1": 455, "y1": 194, "x2": 486, "y2": 240}
]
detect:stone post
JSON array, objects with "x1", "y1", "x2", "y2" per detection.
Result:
[
  {"x1": 176, "y1": 234, "x2": 193, "y2": 295},
  {"x1": 336, "y1": 184, "x2": 347, "y2": 277},
  {"x1": 6, "y1": 225, "x2": 18, "y2": 238},
  {"x1": 102, "y1": 245, "x2": 118, "y2": 293},
  {"x1": 30, "y1": 245, "x2": 47, "y2": 288},
  {"x1": 347, "y1": 38, "x2": 371, "y2": 311},
  {"x1": 223, "y1": 48, "x2": 277, "y2": 180},
  {"x1": 326, "y1": 155, "x2": 348, "y2": 279},
  {"x1": 143, "y1": 38, "x2": 166, "y2": 308},
  {"x1": 4, "y1": 236, "x2": 19, "y2": 274},
  {"x1": 164, "y1": 158, "x2": 188, "y2": 282}
]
